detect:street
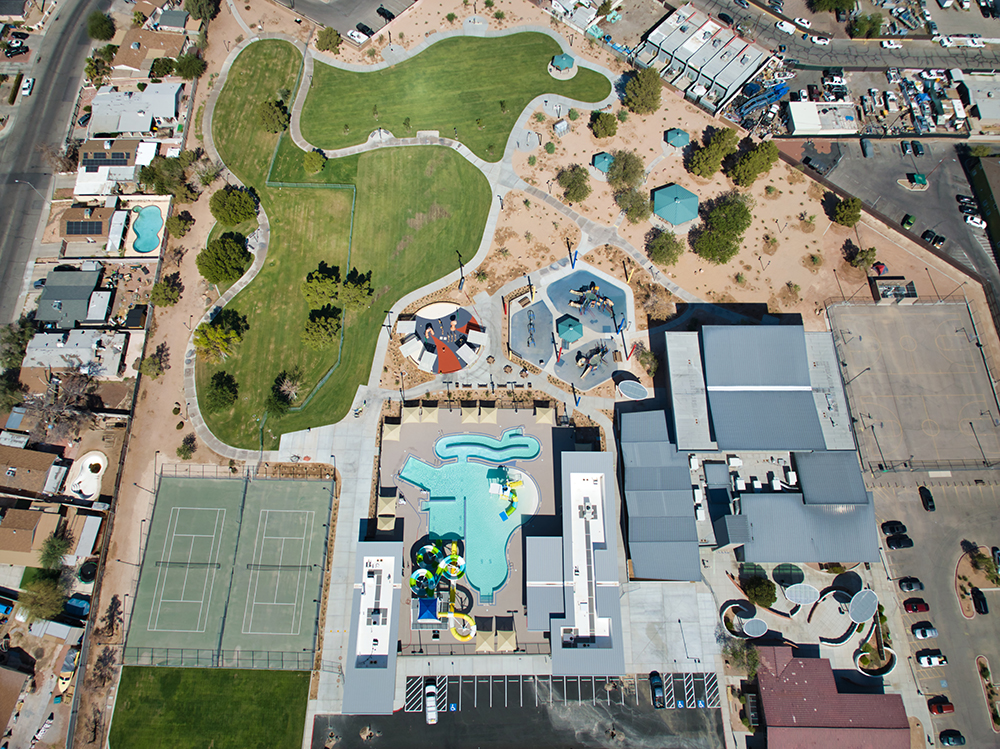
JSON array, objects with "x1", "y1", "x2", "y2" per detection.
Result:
[{"x1": 0, "y1": 0, "x2": 105, "y2": 324}]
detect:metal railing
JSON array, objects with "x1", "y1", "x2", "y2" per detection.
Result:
[{"x1": 121, "y1": 647, "x2": 315, "y2": 671}]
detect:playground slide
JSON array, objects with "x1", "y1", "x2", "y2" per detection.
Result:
[{"x1": 438, "y1": 611, "x2": 476, "y2": 642}]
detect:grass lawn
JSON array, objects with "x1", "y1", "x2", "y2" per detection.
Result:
[
  {"x1": 109, "y1": 667, "x2": 308, "y2": 749},
  {"x1": 200, "y1": 41, "x2": 490, "y2": 449},
  {"x1": 300, "y1": 33, "x2": 611, "y2": 161}
]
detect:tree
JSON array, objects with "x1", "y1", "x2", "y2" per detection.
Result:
[
  {"x1": 302, "y1": 314, "x2": 341, "y2": 350},
  {"x1": 597, "y1": 0, "x2": 613, "y2": 15},
  {"x1": 19, "y1": 578, "x2": 66, "y2": 622},
  {"x1": 205, "y1": 371, "x2": 239, "y2": 412},
  {"x1": 589, "y1": 111, "x2": 618, "y2": 139},
  {"x1": 209, "y1": 187, "x2": 257, "y2": 225},
  {"x1": 185, "y1": 0, "x2": 220, "y2": 20},
  {"x1": 616, "y1": 189, "x2": 652, "y2": 224},
  {"x1": 446, "y1": 12, "x2": 457, "y2": 22},
  {"x1": 0, "y1": 317, "x2": 34, "y2": 370},
  {"x1": 84, "y1": 56, "x2": 112, "y2": 84},
  {"x1": 848, "y1": 13, "x2": 882, "y2": 38},
  {"x1": 176, "y1": 433, "x2": 196, "y2": 460},
  {"x1": 39, "y1": 532, "x2": 71, "y2": 570},
  {"x1": 301, "y1": 270, "x2": 340, "y2": 308},
  {"x1": 139, "y1": 354, "x2": 165, "y2": 379},
  {"x1": 25, "y1": 369, "x2": 96, "y2": 442},
  {"x1": 149, "y1": 57, "x2": 175, "y2": 78},
  {"x1": 338, "y1": 270, "x2": 373, "y2": 309},
  {"x1": 970, "y1": 144, "x2": 995, "y2": 158},
  {"x1": 623, "y1": 67, "x2": 662, "y2": 115},
  {"x1": 196, "y1": 235, "x2": 251, "y2": 284},
  {"x1": 851, "y1": 245, "x2": 878, "y2": 269},
  {"x1": 693, "y1": 194, "x2": 753, "y2": 265},
  {"x1": 557, "y1": 164, "x2": 591, "y2": 203},
  {"x1": 174, "y1": 53, "x2": 208, "y2": 79},
  {"x1": 647, "y1": 228, "x2": 685, "y2": 266},
  {"x1": 729, "y1": 140, "x2": 779, "y2": 187},
  {"x1": 165, "y1": 211, "x2": 194, "y2": 237},
  {"x1": 138, "y1": 154, "x2": 196, "y2": 200},
  {"x1": 607, "y1": 150, "x2": 645, "y2": 193},
  {"x1": 743, "y1": 576, "x2": 777, "y2": 608},
  {"x1": 719, "y1": 632, "x2": 760, "y2": 679},
  {"x1": 812, "y1": 0, "x2": 854, "y2": 10},
  {"x1": 834, "y1": 196, "x2": 862, "y2": 227},
  {"x1": 304, "y1": 150, "x2": 326, "y2": 174},
  {"x1": 258, "y1": 99, "x2": 290, "y2": 133},
  {"x1": 194, "y1": 322, "x2": 241, "y2": 362},
  {"x1": 688, "y1": 127, "x2": 739, "y2": 178},
  {"x1": 150, "y1": 280, "x2": 180, "y2": 307},
  {"x1": 87, "y1": 11, "x2": 115, "y2": 40},
  {"x1": 0, "y1": 372, "x2": 24, "y2": 412},
  {"x1": 316, "y1": 27, "x2": 342, "y2": 52},
  {"x1": 100, "y1": 595, "x2": 123, "y2": 637},
  {"x1": 133, "y1": 10, "x2": 147, "y2": 25}
]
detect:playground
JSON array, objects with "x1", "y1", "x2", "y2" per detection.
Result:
[
  {"x1": 125, "y1": 476, "x2": 333, "y2": 669},
  {"x1": 382, "y1": 405, "x2": 567, "y2": 654}
]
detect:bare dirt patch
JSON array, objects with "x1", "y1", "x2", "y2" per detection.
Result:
[{"x1": 407, "y1": 202, "x2": 451, "y2": 230}]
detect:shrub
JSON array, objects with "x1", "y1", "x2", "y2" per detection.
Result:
[
  {"x1": 446, "y1": 12, "x2": 457, "y2": 22},
  {"x1": 87, "y1": 11, "x2": 115, "y2": 40},
  {"x1": 568, "y1": 108, "x2": 579, "y2": 121},
  {"x1": 196, "y1": 235, "x2": 252, "y2": 284},
  {"x1": 209, "y1": 186, "x2": 257, "y2": 225},
  {"x1": 590, "y1": 111, "x2": 617, "y2": 139},
  {"x1": 149, "y1": 57, "x2": 175, "y2": 78},
  {"x1": 205, "y1": 371, "x2": 239, "y2": 412},
  {"x1": 544, "y1": 141, "x2": 555, "y2": 154},
  {"x1": 316, "y1": 27, "x2": 342, "y2": 52},
  {"x1": 174, "y1": 53, "x2": 207, "y2": 79},
  {"x1": 623, "y1": 66, "x2": 662, "y2": 114},
  {"x1": 616, "y1": 109, "x2": 628, "y2": 122},
  {"x1": 743, "y1": 576, "x2": 777, "y2": 608},
  {"x1": 176, "y1": 433, "x2": 197, "y2": 460},
  {"x1": 851, "y1": 246, "x2": 877, "y2": 269},
  {"x1": 527, "y1": 155, "x2": 536, "y2": 166},
  {"x1": 303, "y1": 150, "x2": 326, "y2": 174},
  {"x1": 834, "y1": 196, "x2": 862, "y2": 227},
  {"x1": 646, "y1": 228, "x2": 684, "y2": 267},
  {"x1": 258, "y1": 99, "x2": 290, "y2": 133},
  {"x1": 494, "y1": 10, "x2": 505, "y2": 19},
  {"x1": 557, "y1": 164, "x2": 591, "y2": 203}
]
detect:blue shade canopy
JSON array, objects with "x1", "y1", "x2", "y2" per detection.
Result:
[
  {"x1": 556, "y1": 314, "x2": 583, "y2": 343},
  {"x1": 592, "y1": 152, "x2": 614, "y2": 173},
  {"x1": 652, "y1": 183, "x2": 699, "y2": 225},
  {"x1": 552, "y1": 53, "x2": 575, "y2": 70},
  {"x1": 665, "y1": 128, "x2": 690, "y2": 147}
]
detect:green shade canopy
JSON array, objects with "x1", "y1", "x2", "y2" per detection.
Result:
[
  {"x1": 912, "y1": 173, "x2": 927, "y2": 185},
  {"x1": 556, "y1": 314, "x2": 583, "y2": 343},
  {"x1": 665, "y1": 128, "x2": 690, "y2": 147},
  {"x1": 592, "y1": 152, "x2": 614, "y2": 173},
  {"x1": 552, "y1": 54, "x2": 575, "y2": 71},
  {"x1": 652, "y1": 183, "x2": 699, "y2": 226}
]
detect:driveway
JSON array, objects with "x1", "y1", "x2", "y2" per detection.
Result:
[{"x1": 874, "y1": 479, "x2": 1000, "y2": 747}]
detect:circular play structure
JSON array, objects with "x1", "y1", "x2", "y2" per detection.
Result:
[
  {"x1": 401, "y1": 301, "x2": 486, "y2": 374},
  {"x1": 67, "y1": 451, "x2": 108, "y2": 501},
  {"x1": 436, "y1": 550, "x2": 466, "y2": 581},
  {"x1": 416, "y1": 543, "x2": 442, "y2": 570},
  {"x1": 411, "y1": 539, "x2": 477, "y2": 642}
]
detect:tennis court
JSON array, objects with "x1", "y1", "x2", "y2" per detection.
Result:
[{"x1": 126, "y1": 476, "x2": 333, "y2": 669}]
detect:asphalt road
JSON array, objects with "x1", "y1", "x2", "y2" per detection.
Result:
[
  {"x1": 694, "y1": 0, "x2": 1000, "y2": 69},
  {"x1": 0, "y1": 0, "x2": 103, "y2": 324},
  {"x1": 875, "y1": 481, "x2": 1000, "y2": 747},
  {"x1": 272, "y1": 0, "x2": 413, "y2": 41}
]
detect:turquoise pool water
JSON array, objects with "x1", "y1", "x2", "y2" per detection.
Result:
[
  {"x1": 399, "y1": 429, "x2": 541, "y2": 601},
  {"x1": 132, "y1": 205, "x2": 163, "y2": 253}
]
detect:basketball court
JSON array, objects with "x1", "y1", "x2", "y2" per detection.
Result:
[
  {"x1": 126, "y1": 476, "x2": 333, "y2": 669},
  {"x1": 829, "y1": 303, "x2": 1000, "y2": 471}
]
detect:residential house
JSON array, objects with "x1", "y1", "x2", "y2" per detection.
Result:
[
  {"x1": 0, "y1": 0, "x2": 26, "y2": 21},
  {"x1": 89, "y1": 84, "x2": 182, "y2": 137},
  {"x1": 34, "y1": 269, "x2": 108, "y2": 329},
  {"x1": 22, "y1": 330, "x2": 128, "y2": 379},
  {"x1": 110, "y1": 28, "x2": 186, "y2": 78},
  {"x1": 74, "y1": 138, "x2": 158, "y2": 197},
  {"x1": 0, "y1": 446, "x2": 69, "y2": 501}
]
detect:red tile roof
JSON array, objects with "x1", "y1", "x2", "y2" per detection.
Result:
[{"x1": 757, "y1": 646, "x2": 909, "y2": 749}]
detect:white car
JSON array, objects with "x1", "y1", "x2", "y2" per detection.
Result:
[
  {"x1": 425, "y1": 682, "x2": 438, "y2": 725},
  {"x1": 966, "y1": 38, "x2": 986, "y2": 47},
  {"x1": 346, "y1": 29, "x2": 367, "y2": 44},
  {"x1": 810, "y1": 36, "x2": 830, "y2": 45},
  {"x1": 20, "y1": 77, "x2": 33, "y2": 97},
  {"x1": 913, "y1": 626, "x2": 939, "y2": 639},
  {"x1": 775, "y1": 21, "x2": 796, "y2": 34},
  {"x1": 939, "y1": 36, "x2": 954, "y2": 47},
  {"x1": 794, "y1": 17, "x2": 811, "y2": 28},
  {"x1": 882, "y1": 40, "x2": 902, "y2": 49},
  {"x1": 967, "y1": 215, "x2": 987, "y2": 228},
  {"x1": 918, "y1": 653, "x2": 948, "y2": 667}
]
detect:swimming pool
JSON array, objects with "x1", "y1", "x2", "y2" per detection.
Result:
[
  {"x1": 132, "y1": 205, "x2": 164, "y2": 253},
  {"x1": 399, "y1": 429, "x2": 541, "y2": 602}
]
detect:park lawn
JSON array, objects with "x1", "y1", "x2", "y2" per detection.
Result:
[
  {"x1": 200, "y1": 40, "x2": 491, "y2": 449},
  {"x1": 300, "y1": 33, "x2": 611, "y2": 161},
  {"x1": 108, "y1": 667, "x2": 308, "y2": 749},
  {"x1": 269, "y1": 135, "x2": 359, "y2": 184}
]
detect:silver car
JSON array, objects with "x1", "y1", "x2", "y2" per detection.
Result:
[{"x1": 913, "y1": 625, "x2": 938, "y2": 639}]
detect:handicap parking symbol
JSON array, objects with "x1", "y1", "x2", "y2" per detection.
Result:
[
  {"x1": 449, "y1": 704, "x2": 457, "y2": 712},
  {"x1": 676, "y1": 700, "x2": 684, "y2": 709},
  {"x1": 697, "y1": 699, "x2": 705, "y2": 708}
]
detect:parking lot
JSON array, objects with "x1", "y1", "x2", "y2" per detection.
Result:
[
  {"x1": 874, "y1": 480, "x2": 1000, "y2": 747},
  {"x1": 311, "y1": 673, "x2": 724, "y2": 748},
  {"x1": 273, "y1": 0, "x2": 415, "y2": 45}
]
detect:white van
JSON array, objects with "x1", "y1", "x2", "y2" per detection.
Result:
[
  {"x1": 20, "y1": 77, "x2": 33, "y2": 97},
  {"x1": 425, "y1": 682, "x2": 438, "y2": 725},
  {"x1": 775, "y1": 20, "x2": 796, "y2": 33}
]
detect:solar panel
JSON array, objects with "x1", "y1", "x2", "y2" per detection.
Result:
[
  {"x1": 81, "y1": 152, "x2": 130, "y2": 169},
  {"x1": 66, "y1": 221, "x2": 103, "y2": 235}
]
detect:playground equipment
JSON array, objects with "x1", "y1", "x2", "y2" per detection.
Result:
[
  {"x1": 569, "y1": 282, "x2": 615, "y2": 317},
  {"x1": 577, "y1": 343, "x2": 609, "y2": 379},
  {"x1": 409, "y1": 568, "x2": 438, "y2": 598},
  {"x1": 416, "y1": 543, "x2": 442, "y2": 569},
  {"x1": 436, "y1": 542, "x2": 466, "y2": 581},
  {"x1": 437, "y1": 584, "x2": 476, "y2": 642},
  {"x1": 490, "y1": 466, "x2": 522, "y2": 521}
]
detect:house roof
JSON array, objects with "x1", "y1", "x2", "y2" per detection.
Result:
[
  {"x1": 90, "y1": 84, "x2": 181, "y2": 134},
  {"x1": 757, "y1": 646, "x2": 909, "y2": 749},
  {"x1": 62, "y1": 205, "x2": 118, "y2": 239},
  {"x1": 156, "y1": 9, "x2": 189, "y2": 29},
  {"x1": 0, "y1": 447, "x2": 60, "y2": 497},
  {"x1": 111, "y1": 28, "x2": 185, "y2": 72},
  {"x1": 0, "y1": 0, "x2": 26, "y2": 17},
  {"x1": 34, "y1": 270, "x2": 102, "y2": 328},
  {"x1": 0, "y1": 509, "x2": 40, "y2": 552}
]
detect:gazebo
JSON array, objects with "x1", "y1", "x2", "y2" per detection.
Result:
[
  {"x1": 592, "y1": 152, "x2": 614, "y2": 173},
  {"x1": 556, "y1": 314, "x2": 583, "y2": 343},
  {"x1": 552, "y1": 53, "x2": 574, "y2": 71},
  {"x1": 665, "y1": 128, "x2": 690, "y2": 147},
  {"x1": 652, "y1": 183, "x2": 699, "y2": 226}
]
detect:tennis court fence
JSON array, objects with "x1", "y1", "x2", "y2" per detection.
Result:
[{"x1": 121, "y1": 647, "x2": 319, "y2": 671}]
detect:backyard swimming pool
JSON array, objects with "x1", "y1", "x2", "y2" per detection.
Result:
[
  {"x1": 399, "y1": 429, "x2": 541, "y2": 603},
  {"x1": 132, "y1": 205, "x2": 164, "y2": 253}
]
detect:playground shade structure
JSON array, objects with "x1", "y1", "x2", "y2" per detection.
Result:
[
  {"x1": 592, "y1": 152, "x2": 614, "y2": 173},
  {"x1": 556, "y1": 314, "x2": 584, "y2": 343},
  {"x1": 652, "y1": 183, "x2": 699, "y2": 226},
  {"x1": 665, "y1": 128, "x2": 690, "y2": 147},
  {"x1": 552, "y1": 53, "x2": 575, "y2": 70}
]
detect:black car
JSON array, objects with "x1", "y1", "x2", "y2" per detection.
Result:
[
  {"x1": 836, "y1": 8, "x2": 847, "y2": 21},
  {"x1": 356, "y1": 22, "x2": 375, "y2": 37},
  {"x1": 981, "y1": 0, "x2": 991, "y2": 15},
  {"x1": 960, "y1": 205, "x2": 979, "y2": 216},
  {"x1": 912, "y1": 140, "x2": 925, "y2": 156},
  {"x1": 993, "y1": 546, "x2": 1000, "y2": 568},
  {"x1": 887, "y1": 535, "x2": 914, "y2": 550},
  {"x1": 718, "y1": 12, "x2": 734, "y2": 25},
  {"x1": 882, "y1": 520, "x2": 906, "y2": 535},
  {"x1": 940, "y1": 730, "x2": 967, "y2": 746},
  {"x1": 649, "y1": 671, "x2": 665, "y2": 709},
  {"x1": 957, "y1": 194, "x2": 976, "y2": 203},
  {"x1": 9, "y1": 31, "x2": 27, "y2": 40},
  {"x1": 921, "y1": 229, "x2": 937, "y2": 244},
  {"x1": 377, "y1": 5, "x2": 395, "y2": 21},
  {"x1": 77, "y1": 113, "x2": 91, "y2": 126},
  {"x1": 932, "y1": 234, "x2": 946, "y2": 248},
  {"x1": 919, "y1": 486, "x2": 936, "y2": 511},
  {"x1": 972, "y1": 587, "x2": 989, "y2": 615},
  {"x1": 4, "y1": 45, "x2": 27, "y2": 58}
]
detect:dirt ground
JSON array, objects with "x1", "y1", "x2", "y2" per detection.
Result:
[{"x1": 955, "y1": 547, "x2": 998, "y2": 619}]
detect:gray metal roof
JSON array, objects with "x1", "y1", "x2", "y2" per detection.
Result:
[
  {"x1": 342, "y1": 540, "x2": 402, "y2": 716},
  {"x1": 619, "y1": 409, "x2": 669, "y2": 443},
  {"x1": 804, "y1": 332, "x2": 856, "y2": 451},
  {"x1": 793, "y1": 451, "x2": 869, "y2": 505},
  {"x1": 526, "y1": 585, "x2": 564, "y2": 631},
  {"x1": 704, "y1": 462, "x2": 730, "y2": 488},
  {"x1": 707, "y1": 390, "x2": 827, "y2": 451},
  {"x1": 623, "y1": 489, "x2": 693, "y2": 517},
  {"x1": 158, "y1": 9, "x2": 189, "y2": 26},
  {"x1": 740, "y1": 494, "x2": 880, "y2": 563},
  {"x1": 666, "y1": 332, "x2": 716, "y2": 450},
  {"x1": 713, "y1": 514, "x2": 750, "y2": 546},
  {"x1": 628, "y1": 515, "x2": 697, "y2": 542},
  {"x1": 35, "y1": 270, "x2": 101, "y2": 327},
  {"x1": 701, "y1": 326, "x2": 811, "y2": 388},
  {"x1": 620, "y1": 441, "x2": 676, "y2": 467},
  {"x1": 526, "y1": 536, "x2": 564, "y2": 583},
  {"x1": 624, "y1": 465, "x2": 691, "y2": 492},
  {"x1": 630, "y1": 539, "x2": 702, "y2": 582}
]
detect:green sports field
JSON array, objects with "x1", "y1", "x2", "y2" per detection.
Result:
[
  {"x1": 300, "y1": 33, "x2": 611, "y2": 161},
  {"x1": 109, "y1": 667, "x2": 308, "y2": 749}
]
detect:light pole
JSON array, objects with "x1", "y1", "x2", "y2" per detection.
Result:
[{"x1": 13, "y1": 179, "x2": 44, "y2": 201}]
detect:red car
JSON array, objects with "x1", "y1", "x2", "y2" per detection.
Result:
[
  {"x1": 906, "y1": 600, "x2": 930, "y2": 613},
  {"x1": 930, "y1": 702, "x2": 955, "y2": 715}
]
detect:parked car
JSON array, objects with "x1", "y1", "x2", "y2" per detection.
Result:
[
  {"x1": 836, "y1": 8, "x2": 847, "y2": 21},
  {"x1": 929, "y1": 701, "x2": 955, "y2": 714},
  {"x1": 20, "y1": 77, "x2": 33, "y2": 97},
  {"x1": 649, "y1": 671, "x2": 665, "y2": 709},
  {"x1": 921, "y1": 229, "x2": 937, "y2": 244},
  {"x1": 32, "y1": 278, "x2": 45, "y2": 289},
  {"x1": 77, "y1": 112, "x2": 91, "y2": 126},
  {"x1": 377, "y1": 5, "x2": 395, "y2": 21},
  {"x1": 901, "y1": 141, "x2": 912, "y2": 155},
  {"x1": 887, "y1": 535, "x2": 913, "y2": 550},
  {"x1": 940, "y1": 730, "x2": 966, "y2": 745},
  {"x1": 919, "y1": 486, "x2": 936, "y2": 511},
  {"x1": 810, "y1": 36, "x2": 831, "y2": 45},
  {"x1": 918, "y1": 653, "x2": 948, "y2": 667},
  {"x1": 972, "y1": 587, "x2": 989, "y2": 615},
  {"x1": 932, "y1": 234, "x2": 946, "y2": 248},
  {"x1": 902, "y1": 214, "x2": 915, "y2": 229},
  {"x1": 775, "y1": 21, "x2": 796, "y2": 34},
  {"x1": 734, "y1": 0, "x2": 750, "y2": 8},
  {"x1": 960, "y1": 205, "x2": 979, "y2": 216},
  {"x1": 913, "y1": 625, "x2": 938, "y2": 639},
  {"x1": 899, "y1": 577, "x2": 924, "y2": 592},
  {"x1": 9, "y1": 31, "x2": 27, "y2": 40},
  {"x1": 967, "y1": 216, "x2": 987, "y2": 229},
  {"x1": 882, "y1": 521, "x2": 906, "y2": 535},
  {"x1": 425, "y1": 681, "x2": 438, "y2": 725},
  {"x1": 4, "y1": 45, "x2": 27, "y2": 58},
  {"x1": 346, "y1": 29, "x2": 367, "y2": 44},
  {"x1": 718, "y1": 12, "x2": 734, "y2": 25},
  {"x1": 993, "y1": 546, "x2": 1000, "y2": 568},
  {"x1": 356, "y1": 22, "x2": 375, "y2": 37},
  {"x1": 794, "y1": 17, "x2": 811, "y2": 27},
  {"x1": 905, "y1": 599, "x2": 930, "y2": 613},
  {"x1": 882, "y1": 40, "x2": 902, "y2": 48},
  {"x1": 912, "y1": 140, "x2": 925, "y2": 156}
]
